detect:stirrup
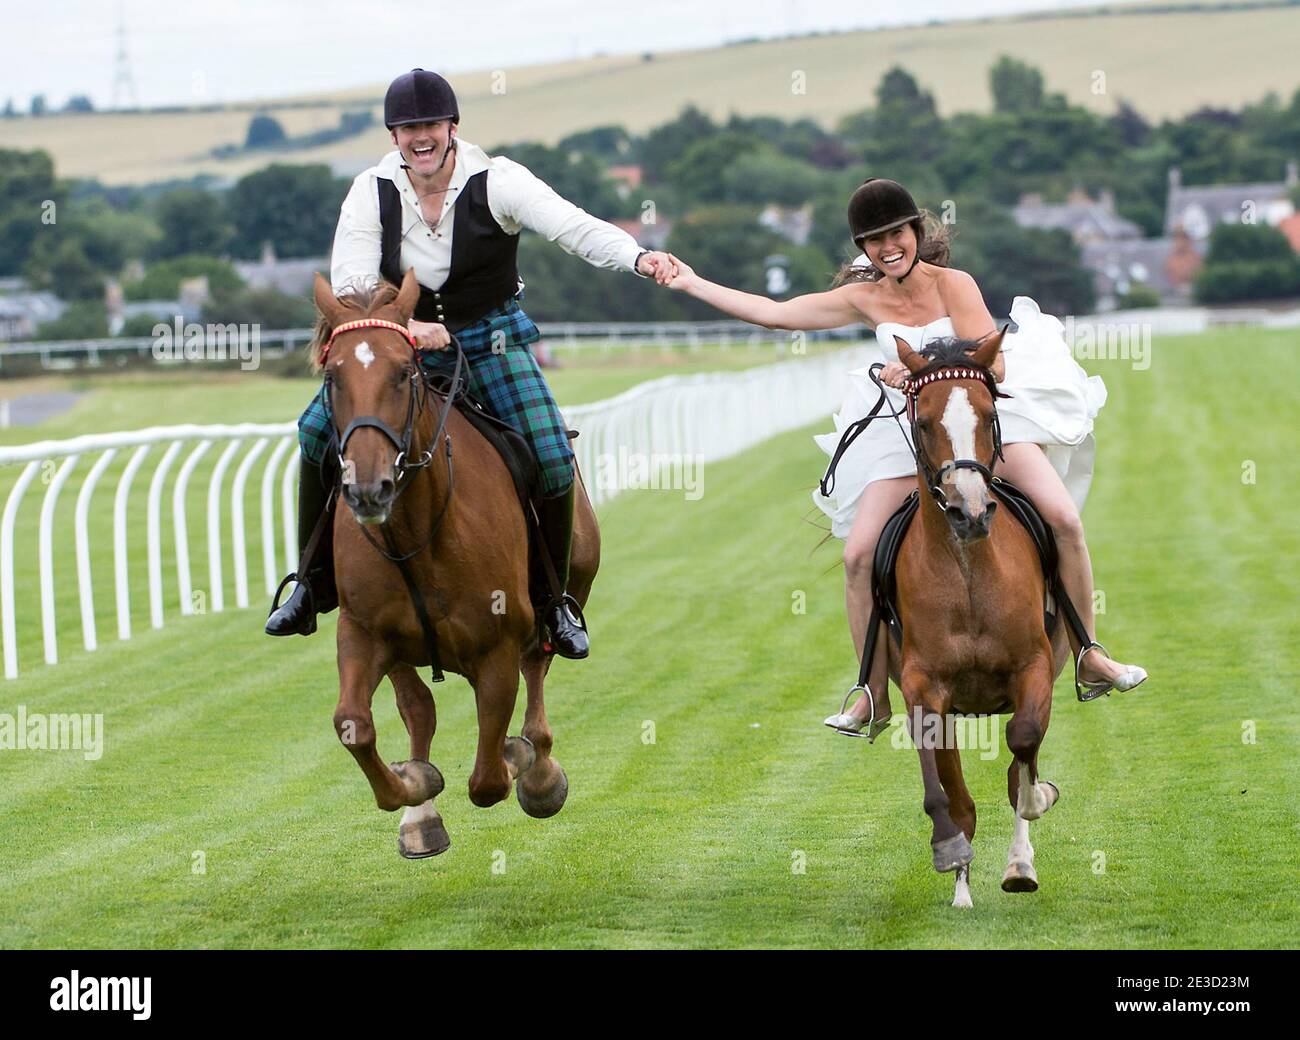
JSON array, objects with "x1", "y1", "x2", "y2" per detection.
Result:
[
  {"x1": 268, "y1": 572, "x2": 313, "y2": 616},
  {"x1": 1075, "y1": 640, "x2": 1112, "y2": 702},
  {"x1": 540, "y1": 593, "x2": 588, "y2": 656},
  {"x1": 828, "y1": 684, "x2": 890, "y2": 742},
  {"x1": 555, "y1": 593, "x2": 587, "y2": 633}
]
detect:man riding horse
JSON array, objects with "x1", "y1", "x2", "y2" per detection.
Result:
[{"x1": 266, "y1": 68, "x2": 675, "y2": 657}]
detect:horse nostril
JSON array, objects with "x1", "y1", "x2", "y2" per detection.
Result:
[{"x1": 377, "y1": 478, "x2": 396, "y2": 504}]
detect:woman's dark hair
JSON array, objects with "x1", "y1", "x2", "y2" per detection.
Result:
[{"x1": 830, "y1": 209, "x2": 951, "y2": 287}]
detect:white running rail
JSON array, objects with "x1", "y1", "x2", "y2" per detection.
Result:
[{"x1": 0, "y1": 345, "x2": 869, "y2": 678}]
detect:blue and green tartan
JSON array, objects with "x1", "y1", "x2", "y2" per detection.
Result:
[{"x1": 298, "y1": 297, "x2": 575, "y2": 496}]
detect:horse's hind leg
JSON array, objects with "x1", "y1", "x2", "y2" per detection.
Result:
[
  {"x1": 1003, "y1": 661, "x2": 1059, "y2": 893},
  {"x1": 509, "y1": 464, "x2": 597, "y2": 818},
  {"x1": 467, "y1": 642, "x2": 532, "y2": 808},
  {"x1": 333, "y1": 617, "x2": 440, "y2": 814},
  {"x1": 389, "y1": 663, "x2": 449, "y2": 858},
  {"x1": 516, "y1": 647, "x2": 568, "y2": 818},
  {"x1": 935, "y1": 746, "x2": 976, "y2": 908}
]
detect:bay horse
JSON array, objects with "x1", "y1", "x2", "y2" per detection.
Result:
[
  {"x1": 887, "y1": 329, "x2": 1070, "y2": 907},
  {"x1": 310, "y1": 270, "x2": 599, "y2": 857}
]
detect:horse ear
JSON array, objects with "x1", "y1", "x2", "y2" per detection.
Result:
[
  {"x1": 313, "y1": 273, "x2": 348, "y2": 329},
  {"x1": 896, "y1": 336, "x2": 926, "y2": 374},
  {"x1": 970, "y1": 325, "x2": 1007, "y2": 370},
  {"x1": 394, "y1": 268, "x2": 420, "y2": 322}
]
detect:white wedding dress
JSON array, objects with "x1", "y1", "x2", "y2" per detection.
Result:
[{"x1": 812, "y1": 296, "x2": 1107, "y2": 539}]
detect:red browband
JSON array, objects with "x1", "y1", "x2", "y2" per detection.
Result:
[{"x1": 321, "y1": 319, "x2": 418, "y2": 359}]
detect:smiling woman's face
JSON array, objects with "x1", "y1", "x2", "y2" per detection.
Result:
[
  {"x1": 860, "y1": 222, "x2": 918, "y2": 277},
  {"x1": 392, "y1": 119, "x2": 453, "y2": 174}
]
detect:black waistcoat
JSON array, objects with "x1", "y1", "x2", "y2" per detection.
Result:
[{"x1": 378, "y1": 168, "x2": 521, "y2": 331}]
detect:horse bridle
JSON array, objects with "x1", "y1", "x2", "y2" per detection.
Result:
[
  {"x1": 320, "y1": 317, "x2": 465, "y2": 561},
  {"x1": 903, "y1": 363, "x2": 1008, "y2": 511}
]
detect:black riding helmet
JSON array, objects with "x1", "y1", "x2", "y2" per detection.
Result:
[
  {"x1": 385, "y1": 69, "x2": 460, "y2": 129},
  {"x1": 847, "y1": 178, "x2": 924, "y2": 281}
]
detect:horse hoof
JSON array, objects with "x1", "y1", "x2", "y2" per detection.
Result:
[
  {"x1": 504, "y1": 736, "x2": 537, "y2": 778},
  {"x1": 398, "y1": 801, "x2": 451, "y2": 859},
  {"x1": 390, "y1": 759, "x2": 444, "y2": 804},
  {"x1": 1001, "y1": 860, "x2": 1039, "y2": 893},
  {"x1": 932, "y1": 832, "x2": 974, "y2": 873},
  {"x1": 1042, "y1": 780, "x2": 1060, "y2": 810},
  {"x1": 517, "y1": 764, "x2": 568, "y2": 819}
]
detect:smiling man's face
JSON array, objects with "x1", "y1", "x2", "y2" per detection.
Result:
[{"x1": 392, "y1": 119, "x2": 454, "y2": 175}]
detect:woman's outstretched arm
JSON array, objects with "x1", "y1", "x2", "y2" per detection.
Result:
[{"x1": 664, "y1": 253, "x2": 865, "y2": 331}]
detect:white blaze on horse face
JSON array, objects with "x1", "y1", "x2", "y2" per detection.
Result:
[
  {"x1": 939, "y1": 387, "x2": 987, "y2": 512},
  {"x1": 353, "y1": 340, "x2": 375, "y2": 369}
]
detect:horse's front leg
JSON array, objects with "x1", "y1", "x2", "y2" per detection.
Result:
[
  {"x1": 389, "y1": 662, "x2": 449, "y2": 858},
  {"x1": 1003, "y1": 657, "x2": 1059, "y2": 892},
  {"x1": 902, "y1": 668, "x2": 973, "y2": 875},
  {"x1": 466, "y1": 641, "x2": 532, "y2": 808},
  {"x1": 333, "y1": 615, "x2": 439, "y2": 813}
]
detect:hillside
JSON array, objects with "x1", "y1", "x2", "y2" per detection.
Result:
[{"x1": 4, "y1": 2, "x2": 1300, "y2": 185}]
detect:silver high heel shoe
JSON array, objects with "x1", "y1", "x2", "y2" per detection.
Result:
[
  {"x1": 824, "y1": 684, "x2": 892, "y2": 741},
  {"x1": 1076, "y1": 641, "x2": 1148, "y2": 702}
]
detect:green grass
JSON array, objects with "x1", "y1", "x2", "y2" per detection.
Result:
[{"x1": 0, "y1": 329, "x2": 1295, "y2": 948}]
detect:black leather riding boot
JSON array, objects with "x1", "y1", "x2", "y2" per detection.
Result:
[
  {"x1": 532, "y1": 481, "x2": 589, "y2": 659},
  {"x1": 265, "y1": 456, "x2": 337, "y2": 636}
]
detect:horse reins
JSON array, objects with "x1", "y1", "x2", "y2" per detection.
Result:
[
  {"x1": 320, "y1": 318, "x2": 468, "y2": 681},
  {"x1": 322, "y1": 319, "x2": 465, "y2": 555},
  {"x1": 819, "y1": 344, "x2": 1009, "y2": 513},
  {"x1": 820, "y1": 341, "x2": 1010, "y2": 736}
]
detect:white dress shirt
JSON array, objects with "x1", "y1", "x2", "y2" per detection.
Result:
[{"x1": 331, "y1": 140, "x2": 645, "y2": 296}]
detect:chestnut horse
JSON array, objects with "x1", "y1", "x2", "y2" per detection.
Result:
[
  {"x1": 311, "y1": 270, "x2": 599, "y2": 857},
  {"x1": 884, "y1": 330, "x2": 1070, "y2": 907}
]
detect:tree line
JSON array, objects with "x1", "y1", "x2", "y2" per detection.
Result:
[{"x1": 3, "y1": 55, "x2": 1299, "y2": 339}]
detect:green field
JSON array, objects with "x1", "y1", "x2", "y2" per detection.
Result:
[
  {"x1": 0, "y1": 330, "x2": 1295, "y2": 948},
  {"x1": 8, "y1": 1, "x2": 1300, "y2": 185}
]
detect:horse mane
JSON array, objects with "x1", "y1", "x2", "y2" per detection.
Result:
[
  {"x1": 912, "y1": 336, "x2": 987, "y2": 379},
  {"x1": 308, "y1": 280, "x2": 402, "y2": 371}
]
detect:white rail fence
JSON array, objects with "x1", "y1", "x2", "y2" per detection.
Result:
[{"x1": 0, "y1": 345, "x2": 868, "y2": 678}]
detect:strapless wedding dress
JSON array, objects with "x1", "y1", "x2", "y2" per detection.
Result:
[{"x1": 812, "y1": 296, "x2": 1107, "y2": 539}]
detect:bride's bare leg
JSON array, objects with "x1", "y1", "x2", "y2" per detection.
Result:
[
  {"x1": 841, "y1": 476, "x2": 914, "y2": 720},
  {"x1": 995, "y1": 444, "x2": 1140, "y2": 684}
]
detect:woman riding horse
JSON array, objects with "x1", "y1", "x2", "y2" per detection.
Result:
[
  {"x1": 266, "y1": 68, "x2": 676, "y2": 657},
  {"x1": 661, "y1": 178, "x2": 1147, "y2": 727}
]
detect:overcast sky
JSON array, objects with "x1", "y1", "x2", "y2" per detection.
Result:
[{"x1": 4, "y1": 0, "x2": 1137, "y2": 111}]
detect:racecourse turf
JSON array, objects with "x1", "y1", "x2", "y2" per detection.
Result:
[{"x1": 0, "y1": 329, "x2": 1295, "y2": 948}]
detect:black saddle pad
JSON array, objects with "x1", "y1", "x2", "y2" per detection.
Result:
[{"x1": 872, "y1": 478, "x2": 1061, "y2": 646}]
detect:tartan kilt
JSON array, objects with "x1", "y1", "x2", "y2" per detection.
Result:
[{"x1": 297, "y1": 296, "x2": 574, "y2": 496}]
